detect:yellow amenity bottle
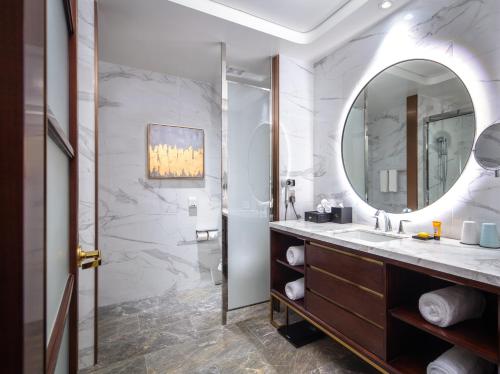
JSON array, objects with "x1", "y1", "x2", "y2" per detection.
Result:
[{"x1": 433, "y1": 221, "x2": 442, "y2": 240}]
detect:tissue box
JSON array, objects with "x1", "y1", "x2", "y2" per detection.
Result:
[
  {"x1": 331, "y1": 207, "x2": 352, "y2": 224},
  {"x1": 305, "y1": 211, "x2": 332, "y2": 223}
]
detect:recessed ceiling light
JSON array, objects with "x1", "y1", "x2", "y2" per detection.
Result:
[
  {"x1": 403, "y1": 13, "x2": 414, "y2": 21},
  {"x1": 379, "y1": 1, "x2": 393, "y2": 9}
]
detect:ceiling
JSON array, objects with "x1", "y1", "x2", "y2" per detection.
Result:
[
  {"x1": 212, "y1": 0, "x2": 352, "y2": 33},
  {"x1": 360, "y1": 61, "x2": 472, "y2": 114},
  {"x1": 98, "y1": 0, "x2": 411, "y2": 84}
]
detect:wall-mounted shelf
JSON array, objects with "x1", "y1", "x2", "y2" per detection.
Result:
[
  {"x1": 275, "y1": 258, "x2": 304, "y2": 274},
  {"x1": 390, "y1": 305, "x2": 498, "y2": 363}
]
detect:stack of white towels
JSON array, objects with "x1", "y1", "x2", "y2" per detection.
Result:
[
  {"x1": 284, "y1": 245, "x2": 305, "y2": 300},
  {"x1": 419, "y1": 285, "x2": 494, "y2": 374}
]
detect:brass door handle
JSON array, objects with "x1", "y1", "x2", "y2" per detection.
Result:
[{"x1": 77, "y1": 245, "x2": 101, "y2": 269}]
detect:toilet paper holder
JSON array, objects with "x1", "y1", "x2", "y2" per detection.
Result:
[{"x1": 196, "y1": 229, "x2": 219, "y2": 242}]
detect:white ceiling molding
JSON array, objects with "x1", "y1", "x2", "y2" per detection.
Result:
[
  {"x1": 167, "y1": 0, "x2": 369, "y2": 44},
  {"x1": 388, "y1": 66, "x2": 457, "y2": 86}
]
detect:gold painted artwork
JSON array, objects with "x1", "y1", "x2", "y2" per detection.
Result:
[{"x1": 148, "y1": 124, "x2": 204, "y2": 178}]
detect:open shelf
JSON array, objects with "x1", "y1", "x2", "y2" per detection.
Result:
[
  {"x1": 390, "y1": 305, "x2": 498, "y2": 363},
  {"x1": 271, "y1": 288, "x2": 305, "y2": 310},
  {"x1": 389, "y1": 350, "x2": 441, "y2": 374},
  {"x1": 276, "y1": 259, "x2": 304, "y2": 274}
]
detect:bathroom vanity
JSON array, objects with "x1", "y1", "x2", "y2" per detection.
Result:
[{"x1": 270, "y1": 220, "x2": 500, "y2": 374}]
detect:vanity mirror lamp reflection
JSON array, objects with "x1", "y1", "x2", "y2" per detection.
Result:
[{"x1": 270, "y1": 60, "x2": 500, "y2": 374}]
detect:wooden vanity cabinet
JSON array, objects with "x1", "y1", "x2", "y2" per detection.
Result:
[
  {"x1": 305, "y1": 242, "x2": 387, "y2": 358},
  {"x1": 270, "y1": 228, "x2": 500, "y2": 374}
]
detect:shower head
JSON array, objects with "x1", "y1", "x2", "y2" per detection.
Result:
[{"x1": 436, "y1": 136, "x2": 448, "y2": 156}]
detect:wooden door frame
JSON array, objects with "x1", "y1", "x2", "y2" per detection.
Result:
[
  {"x1": 45, "y1": 0, "x2": 80, "y2": 372},
  {"x1": 406, "y1": 95, "x2": 418, "y2": 211},
  {"x1": 0, "y1": 0, "x2": 46, "y2": 372},
  {"x1": 93, "y1": 0, "x2": 100, "y2": 364},
  {"x1": 272, "y1": 55, "x2": 280, "y2": 222}
]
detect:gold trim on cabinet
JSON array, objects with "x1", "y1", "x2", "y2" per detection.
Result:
[
  {"x1": 309, "y1": 265, "x2": 384, "y2": 298},
  {"x1": 270, "y1": 292, "x2": 389, "y2": 374},
  {"x1": 308, "y1": 241, "x2": 384, "y2": 266},
  {"x1": 307, "y1": 289, "x2": 384, "y2": 330}
]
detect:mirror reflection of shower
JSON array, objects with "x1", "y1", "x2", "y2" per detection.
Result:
[
  {"x1": 424, "y1": 109, "x2": 475, "y2": 206},
  {"x1": 436, "y1": 136, "x2": 448, "y2": 194}
]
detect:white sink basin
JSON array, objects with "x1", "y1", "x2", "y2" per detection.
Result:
[{"x1": 335, "y1": 230, "x2": 402, "y2": 243}]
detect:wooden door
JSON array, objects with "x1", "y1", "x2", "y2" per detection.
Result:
[
  {"x1": 45, "y1": 0, "x2": 79, "y2": 372},
  {"x1": 1, "y1": 0, "x2": 47, "y2": 372}
]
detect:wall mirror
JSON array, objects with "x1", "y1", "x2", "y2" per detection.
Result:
[
  {"x1": 342, "y1": 59, "x2": 475, "y2": 213},
  {"x1": 474, "y1": 123, "x2": 500, "y2": 177}
]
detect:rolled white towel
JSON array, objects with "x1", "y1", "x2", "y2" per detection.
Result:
[
  {"x1": 419, "y1": 285, "x2": 486, "y2": 328},
  {"x1": 286, "y1": 245, "x2": 305, "y2": 266},
  {"x1": 285, "y1": 278, "x2": 304, "y2": 301},
  {"x1": 427, "y1": 346, "x2": 495, "y2": 374}
]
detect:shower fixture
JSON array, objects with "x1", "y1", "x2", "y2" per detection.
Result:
[
  {"x1": 423, "y1": 109, "x2": 474, "y2": 206},
  {"x1": 436, "y1": 136, "x2": 448, "y2": 194}
]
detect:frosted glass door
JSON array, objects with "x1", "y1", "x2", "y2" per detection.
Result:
[
  {"x1": 227, "y1": 82, "x2": 271, "y2": 309},
  {"x1": 46, "y1": 0, "x2": 73, "y2": 371},
  {"x1": 343, "y1": 108, "x2": 366, "y2": 199}
]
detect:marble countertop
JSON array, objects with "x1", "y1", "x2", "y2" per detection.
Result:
[{"x1": 270, "y1": 220, "x2": 500, "y2": 289}]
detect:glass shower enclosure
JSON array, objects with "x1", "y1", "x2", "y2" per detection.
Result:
[{"x1": 423, "y1": 110, "x2": 475, "y2": 206}]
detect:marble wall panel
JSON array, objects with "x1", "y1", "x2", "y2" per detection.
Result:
[
  {"x1": 98, "y1": 61, "x2": 222, "y2": 307},
  {"x1": 78, "y1": 0, "x2": 96, "y2": 368},
  {"x1": 279, "y1": 56, "x2": 315, "y2": 219}
]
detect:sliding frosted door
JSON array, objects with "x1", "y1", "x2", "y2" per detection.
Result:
[{"x1": 227, "y1": 82, "x2": 270, "y2": 310}]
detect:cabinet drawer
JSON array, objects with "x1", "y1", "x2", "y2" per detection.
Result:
[
  {"x1": 306, "y1": 290, "x2": 385, "y2": 358},
  {"x1": 307, "y1": 266, "x2": 385, "y2": 327},
  {"x1": 306, "y1": 242, "x2": 384, "y2": 294}
]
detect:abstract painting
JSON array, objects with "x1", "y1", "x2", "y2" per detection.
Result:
[{"x1": 148, "y1": 124, "x2": 204, "y2": 179}]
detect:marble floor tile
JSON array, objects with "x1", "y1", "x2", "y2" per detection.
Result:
[
  {"x1": 145, "y1": 324, "x2": 258, "y2": 373},
  {"x1": 81, "y1": 284, "x2": 379, "y2": 373},
  {"x1": 80, "y1": 355, "x2": 147, "y2": 374},
  {"x1": 99, "y1": 314, "x2": 140, "y2": 343}
]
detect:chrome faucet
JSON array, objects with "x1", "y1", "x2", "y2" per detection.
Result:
[
  {"x1": 383, "y1": 213, "x2": 392, "y2": 232},
  {"x1": 398, "y1": 219, "x2": 411, "y2": 234},
  {"x1": 373, "y1": 210, "x2": 382, "y2": 230},
  {"x1": 374, "y1": 210, "x2": 392, "y2": 232}
]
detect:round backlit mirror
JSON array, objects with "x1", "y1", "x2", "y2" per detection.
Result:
[
  {"x1": 342, "y1": 59, "x2": 475, "y2": 213},
  {"x1": 474, "y1": 123, "x2": 500, "y2": 177}
]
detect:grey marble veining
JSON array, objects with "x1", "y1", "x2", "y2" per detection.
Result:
[
  {"x1": 279, "y1": 56, "x2": 315, "y2": 220},
  {"x1": 271, "y1": 220, "x2": 500, "y2": 287},
  {"x1": 98, "y1": 61, "x2": 222, "y2": 307},
  {"x1": 77, "y1": 0, "x2": 96, "y2": 369},
  {"x1": 81, "y1": 277, "x2": 377, "y2": 374},
  {"x1": 313, "y1": 0, "x2": 500, "y2": 240}
]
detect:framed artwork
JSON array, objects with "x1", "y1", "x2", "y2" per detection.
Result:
[{"x1": 147, "y1": 123, "x2": 205, "y2": 179}]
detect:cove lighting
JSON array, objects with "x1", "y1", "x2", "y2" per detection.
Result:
[{"x1": 379, "y1": 1, "x2": 393, "y2": 9}]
